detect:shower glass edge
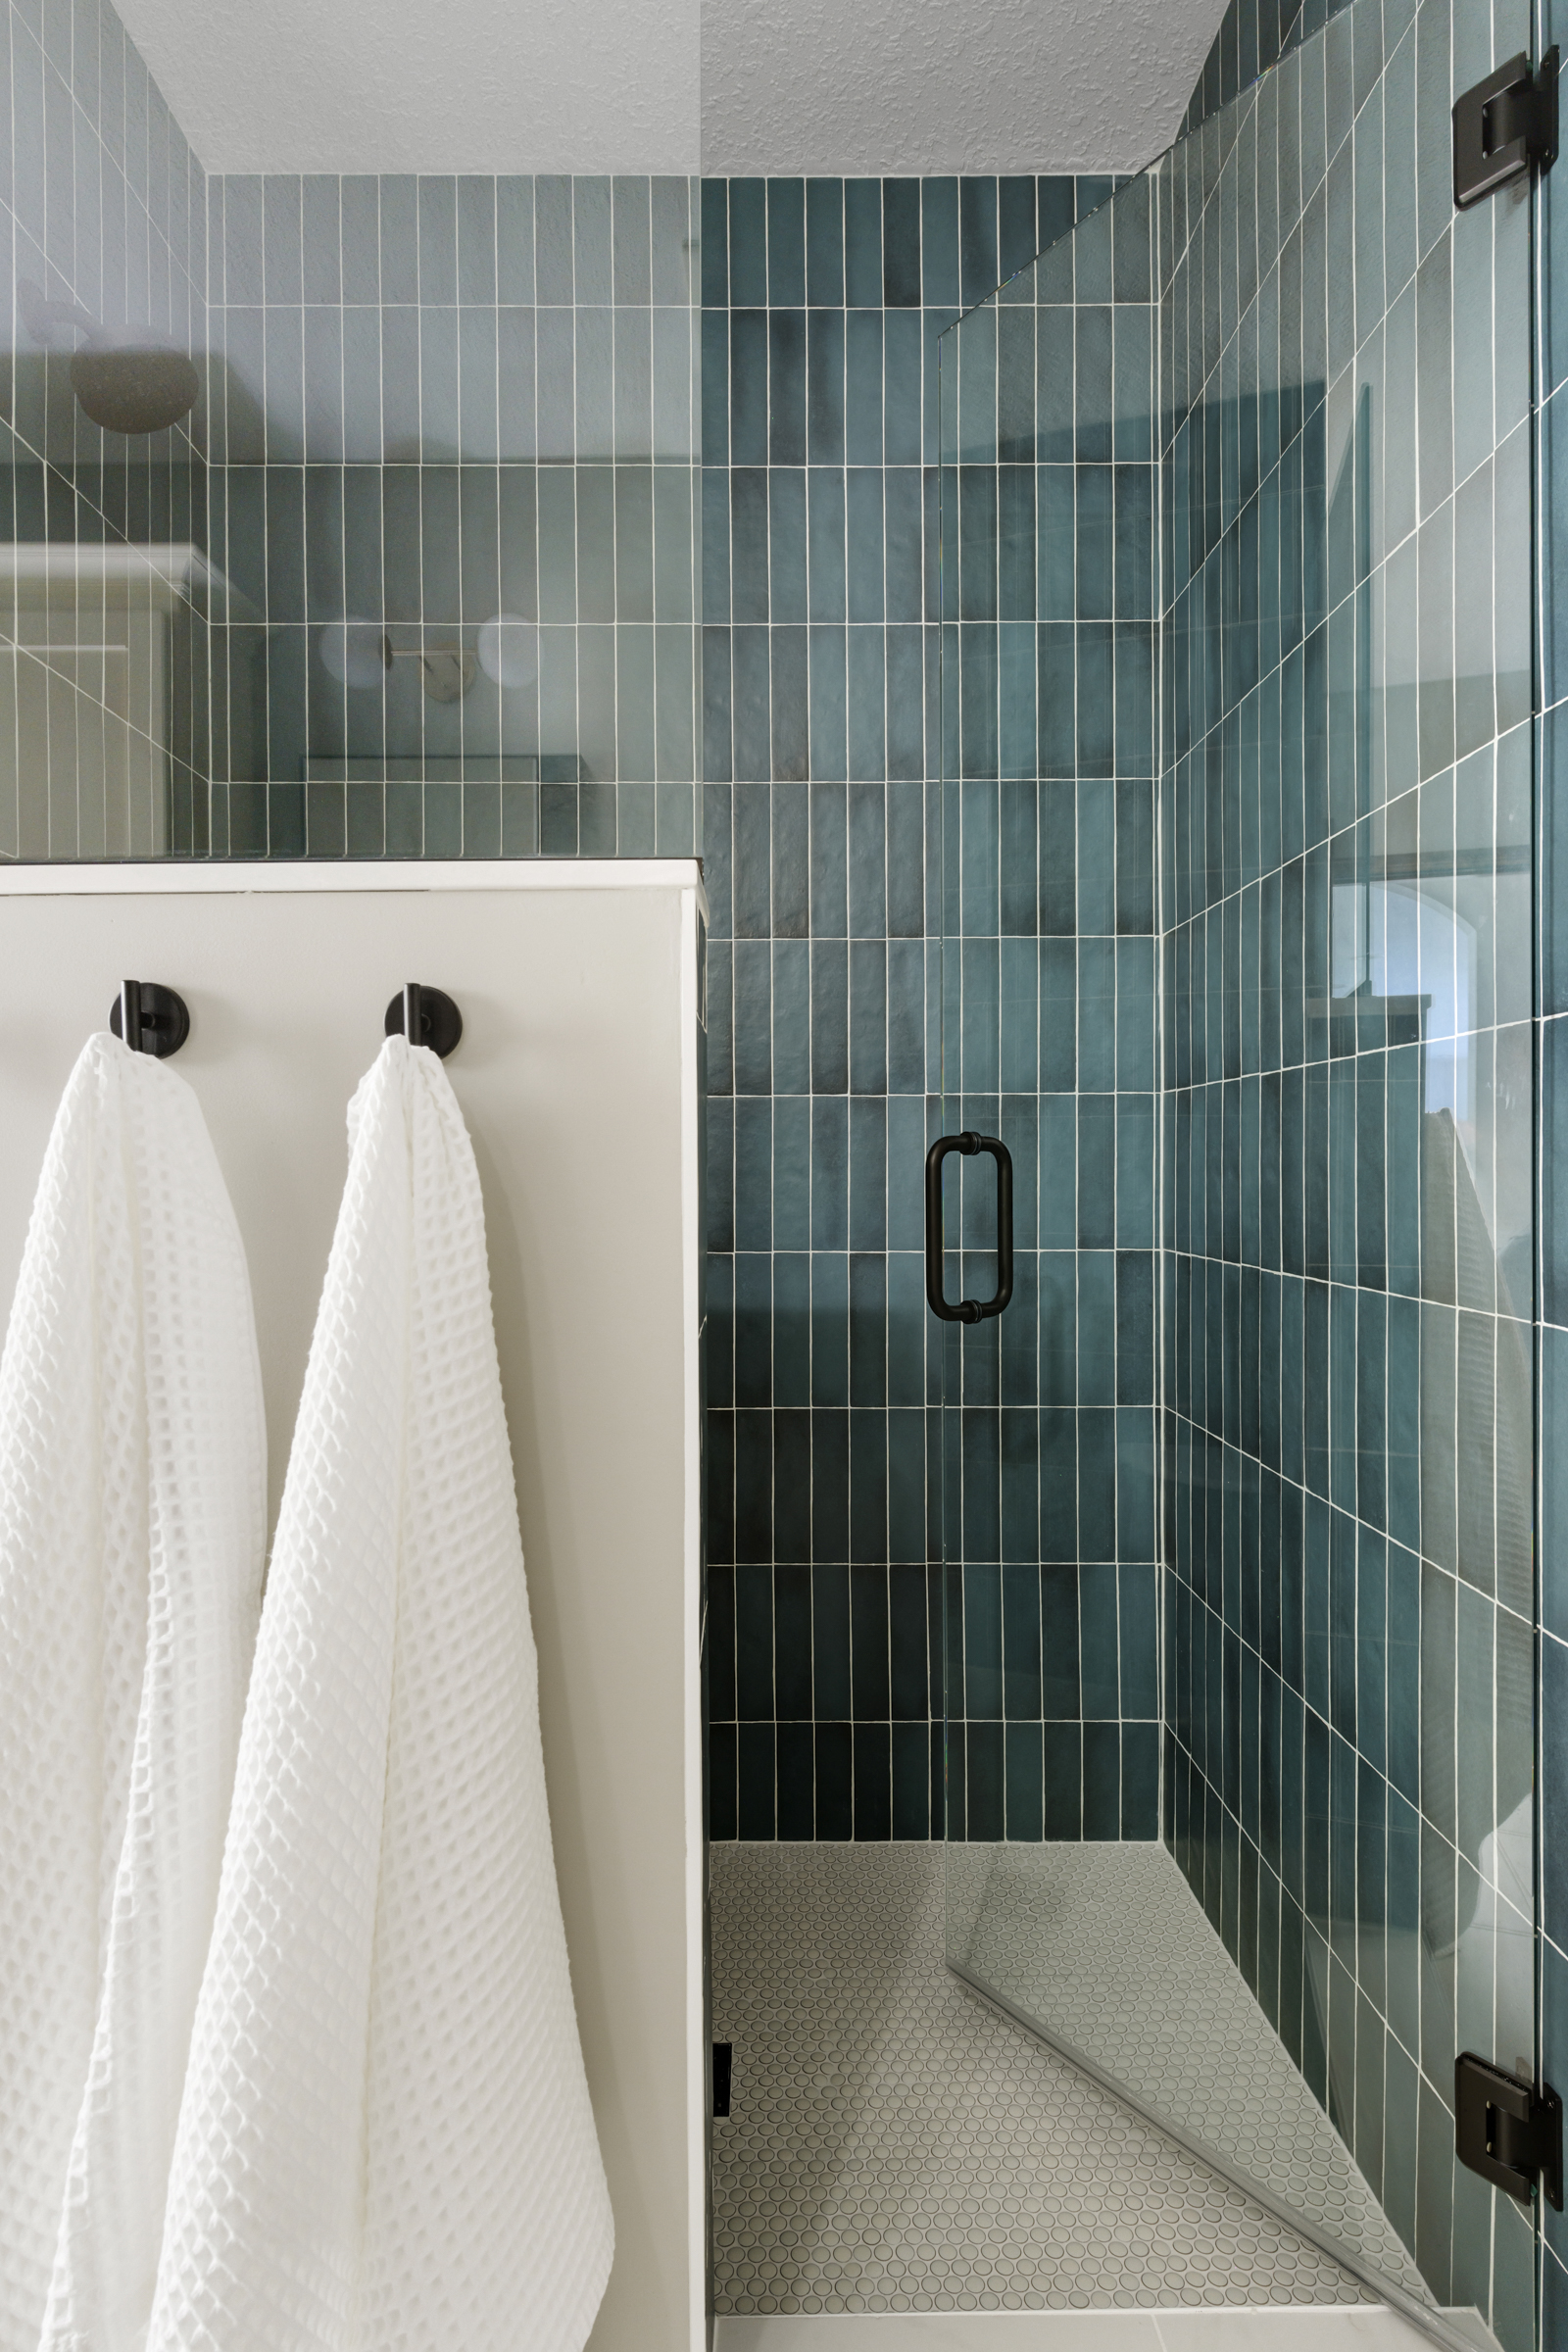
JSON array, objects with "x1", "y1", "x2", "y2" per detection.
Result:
[{"x1": 936, "y1": 4, "x2": 1543, "y2": 2345}]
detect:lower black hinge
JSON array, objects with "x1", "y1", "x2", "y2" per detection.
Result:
[
  {"x1": 1455, "y1": 2053, "x2": 1563, "y2": 2209},
  {"x1": 712, "y1": 2040, "x2": 732, "y2": 2119},
  {"x1": 1453, "y1": 49, "x2": 1558, "y2": 208}
]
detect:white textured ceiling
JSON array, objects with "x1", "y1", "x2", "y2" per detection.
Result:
[
  {"x1": 114, "y1": 0, "x2": 1224, "y2": 179},
  {"x1": 112, "y1": 0, "x2": 704, "y2": 176},
  {"x1": 702, "y1": 0, "x2": 1227, "y2": 176}
]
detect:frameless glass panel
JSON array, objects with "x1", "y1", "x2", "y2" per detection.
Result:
[{"x1": 937, "y1": 3, "x2": 1541, "y2": 2344}]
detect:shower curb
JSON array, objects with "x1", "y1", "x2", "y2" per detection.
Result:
[{"x1": 713, "y1": 2304, "x2": 1495, "y2": 2348}]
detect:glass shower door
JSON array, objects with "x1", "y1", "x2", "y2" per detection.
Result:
[{"x1": 936, "y1": 3, "x2": 1544, "y2": 2345}]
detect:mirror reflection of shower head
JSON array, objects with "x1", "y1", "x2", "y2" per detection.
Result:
[
  {"x1": 477, "y1": 613, "x2": 538, "y2": 690},
  {"x1": 318, "y1": 620, "x2": 476, "y2": 702},
  {"x1": 71, "y1": 345, "x2": 202, "y2": 435},
  {"x1": 18, "y1": 279, "x2": 200, "y2": 435},
  {"x1": 318, "y1": 617, "x2": 393, "y2": 691}
]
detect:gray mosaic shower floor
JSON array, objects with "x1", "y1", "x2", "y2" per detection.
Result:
[
  {"x1": 947, "y1": 1844, "x2": 1427, "y2": 2299},
  {"x1": 710, "y1": 1844, "x2": 1391, "y2": 2316}
]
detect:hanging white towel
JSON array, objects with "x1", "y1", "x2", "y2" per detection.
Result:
[
  {"x1": 0, "y1": 1033, "x2": 267, "y2": 2352},
  {"x1": 148, "y1": 1036, "x2": 613, "y2": 2352}
]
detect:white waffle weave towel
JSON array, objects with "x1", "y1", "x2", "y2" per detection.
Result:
[
  {"x1": 0, "y1": 1034, "x2": 267, "y2": 2352},
  {"x1": 148, "y1": 1036, "x2": 613, "y2": 2352}
]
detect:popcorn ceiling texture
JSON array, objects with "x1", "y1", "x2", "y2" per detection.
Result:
[
  {"x1": 111, "y1": 0, "x2": 1231, "y2": 178},
  {"x1": 699, "y1": 0, "x2": 1226, "y2": 178},
  {"x1": 113, "y1": 0, "x2": 702, "y2": 175}
]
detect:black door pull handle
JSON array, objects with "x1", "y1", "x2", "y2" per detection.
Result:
[{"x1": 925, "y1": 1132, "x2": 1013, "y2": 1323}]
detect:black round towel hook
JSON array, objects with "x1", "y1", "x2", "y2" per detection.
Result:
[
  {"x1": 384, "y1": 983, "x2": 463, "y2": 1058},
  {"x1": 110, "y1": 980, "x2": 190, "y2": 1057}
]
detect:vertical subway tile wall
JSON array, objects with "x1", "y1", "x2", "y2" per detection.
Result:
[
  {"x1": 700, "y1": 174, "x2": 1127, "y2": 1842},
  {"x1": 0, "y1": 0, "x2": 210, "y2": 860},
  {"x1": 936, "y1": 183, "x2": 1163, "y2": 1846},
  {"x1": 1182, "y1": 0, "x2": 1357, "y2": 139},
  {"x1": 200, "y1": 172, "x2": 702, "y2": 859},
  {"x1": 1158, "y1": 0, "x2": 1535, "y2": 2328}
]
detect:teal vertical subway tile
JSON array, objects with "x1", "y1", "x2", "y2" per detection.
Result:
[
  {"x1": 808, "y1": 310, "x2": 846, "y2": 463},
  {"x1": 736, "y1": 1721, "x2": 775, "y2": 1835},
  {"x1": 806, "y1": 178, "x2": 845, "y2": 306},
  {"x1": 1082, "y1": 1721, "x2": 1121, "y2": 1835},
  {"x1": 729, "y1": 310, "x2": 768, "y2": 466},
  {"x1": 769, "y1": 311, "x2": 807, "y2": 464},
  {"x1": 844, "y1": 176, "x2": 882, "y2": 307},
  {"x1": 846, "y1": 469, "x2": 884, "y2": 622},
  {"x1": 810, "y1": 1254, "x2": 849, "y2": 1413},
  {"x1": 701, "y1": 177, "x2": 729, "y2": 306},
  {"x1": 998, "y1": 177, "x2": 1038, "y2": 282},
  {"x1": 767, "y1": 178, "x2": 806, "y2": 306},
  {"x1": 608, "y1": 175, "x2": 648, "y2": 307},
  {"x1": 768, "y1": 469, "x2": 808, "y2": 619},
  {"x1": 809, "y1": 626, "x2": 849, "y2": 784},
  {"x1": 812, "y1": 1722, "x2": 852, "y2": 1836},
  {"x1": 728, "y1": 177, "x2": 767, "y2": 306},
  {"x1": 731, "y1": 625, "x2": 770, "y2": 780},
  {"x1": 489, "y1": 176, "x2": 533, "y2": 305},
  {"x1": 958, "y1": 178, "x2": 998, "y2": 309},
  {"x1": 802, "y1": 474, "x2": 849, "y2": 631},
  {"x1": 853, "y1": 1726, "x2": 892, "y2": 1838},
  {"x1": 845, "y1": 311, "x2": 884, "y2": 466},
  {"x1": 1004, "y1": 1723, "x2": 1045, "y2": 1839},
  {"x1": 883, "y1": 311, "x2": 924, "y2": 465},
  {"x1": 882, "y1": 178, "x2": 921, "y2": 306},
  {"x1": 223, "y1": 172, "x2": 265, "y2": 303},
  {"x1": 533, "y1": 174, "x2": 577, "y2": 307},
  {"x1": 730, "y1": 470, "x2": 768, "y2": 624},
  {"x1": 771, "y1": 626, "x2": 809, "y2": 779},
  {"x1": 921, "y1": 177, "x2": 959, "y2": 307},
  {"x1": 701, "y1": 311, "x2": 731, "y2": 466},
  {"x1": 571, "y1": 176, "x2": 612, "y2": 306},
  {"x1": 263, "y1": 173, "x2": 302, "y2": 302},
  {"x1": 1043, "y1": 1722, "x2": 1083, "y2": 1837},
  {"x1": 1038, "y1": 176, "x2": 1076, "y2": 254},
  {"x1": 846, "y1": 632, "x2": 887, "y2": 785}
]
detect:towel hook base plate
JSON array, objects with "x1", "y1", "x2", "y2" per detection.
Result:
[
  {"x1": 110, "y1": 981, "x2": 189, "y2": 1057},
  {"x1": 384, "y1": 986, "x2": 463, "y2": 1058}
]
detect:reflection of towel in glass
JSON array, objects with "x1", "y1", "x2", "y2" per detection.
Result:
[
  {"x1": 151, "y1": 1036, "x2": 612, "y2": 2352},
  {"x1": 0, "y1": 1034, "x2": 266, "y2": 2352}
]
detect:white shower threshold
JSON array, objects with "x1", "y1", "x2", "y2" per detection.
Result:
[{"x1": 713, "y1": 2310, "x2": 1497, "y2": 2350}]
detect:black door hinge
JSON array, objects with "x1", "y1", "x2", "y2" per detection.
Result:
[
  {"x1": 712, "y1": 2040, "x2": 732, "y2": 2118},
  {"x1": 1455, "y1": 2053, "x2": 1563, "y2": 2208},
  {"x1": 1453, "y1": 49, "x2": 1558, "y2": 208}
]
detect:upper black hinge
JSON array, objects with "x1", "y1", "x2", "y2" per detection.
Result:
[
  {"x1": 1455, "y1": 2053, "x2": 1563, "y2": 2210},
  {"x1": 1453, "y1": 48, "x2": 1558, "y2": 208}
]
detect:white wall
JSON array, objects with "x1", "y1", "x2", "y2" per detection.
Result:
[{"x1": 0, "y1": 863, "x2": 708, "y2": 2352}]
